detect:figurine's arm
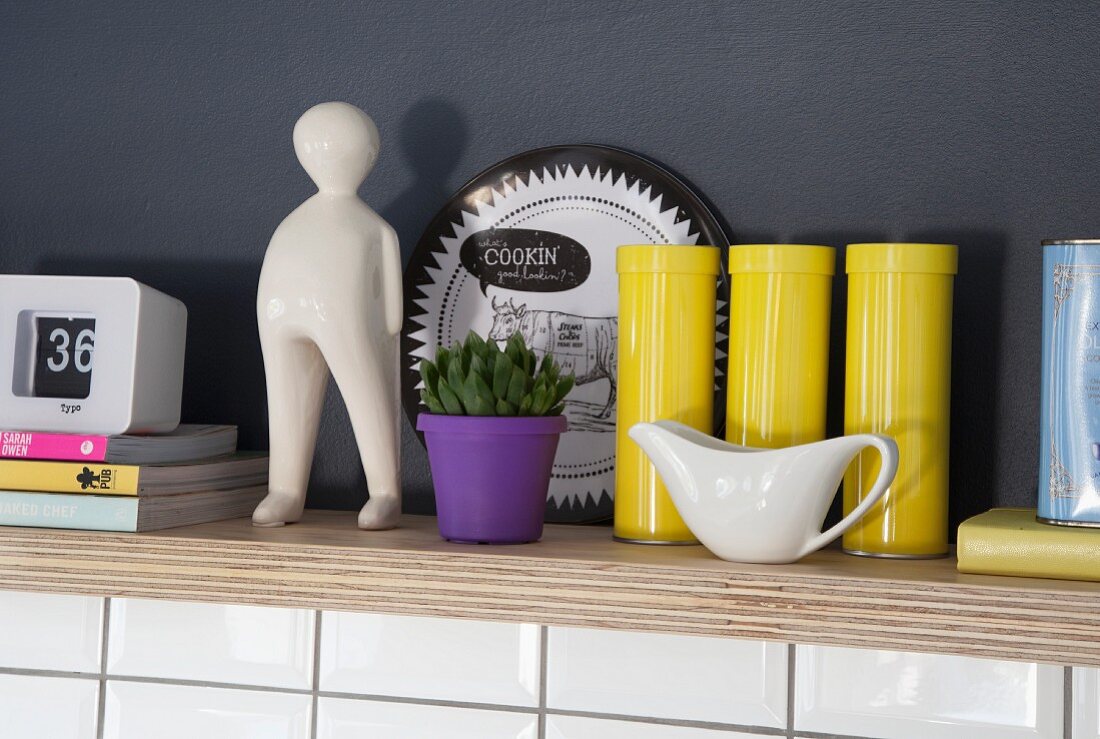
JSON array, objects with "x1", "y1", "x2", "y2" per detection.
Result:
[{"x1": 382, "y1": 225, "x2": 403, "y2": 336}]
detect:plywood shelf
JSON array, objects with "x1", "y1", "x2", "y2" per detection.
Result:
[{"x1": 0, "y1": 511, "x2": 1095, "y2": 666}]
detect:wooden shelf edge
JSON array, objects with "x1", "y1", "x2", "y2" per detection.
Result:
[{"x1": 0, "y1": 510, "x2": 1096, "y2": 667}]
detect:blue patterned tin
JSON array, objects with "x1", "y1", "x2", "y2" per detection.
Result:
[{"x1": 1039, "y1": 239, "x2": 1100, "y2": 526}]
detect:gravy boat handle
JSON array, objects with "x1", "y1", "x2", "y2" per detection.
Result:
[{"x1": 795, "y1": 434, "x2": 899, "y2": 560}]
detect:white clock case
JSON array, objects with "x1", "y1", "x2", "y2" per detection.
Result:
[{"x1": 0, "y1": 275, "x2": 187, "y2": 434}]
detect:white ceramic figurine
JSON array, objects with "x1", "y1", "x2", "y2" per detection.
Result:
[{"x1": 253, "y1": 102, "x2": 403, "y2": 530}]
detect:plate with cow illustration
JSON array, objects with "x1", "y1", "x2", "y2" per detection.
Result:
[{"x1": 402, "y1": 144, "x2": 730, "y2": 523}]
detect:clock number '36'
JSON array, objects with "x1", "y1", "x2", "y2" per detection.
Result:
[{"x1": 45, "y1": 327, "x2": 95, "y2": 373}]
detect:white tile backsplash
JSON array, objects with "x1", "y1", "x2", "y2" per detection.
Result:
[
  {"x1": 102, "y1": 681, "x2": 312, "y2": 739},
  {"x1": 546, "y1": 715, "x2": 759, "y2": 738},
  {"x1": 0, "y1": 673, "x2": 98, "y2": 739},
  {"x1": 317, "y1": 697, "x2": 537, "y2": 739},
  {"x1": 545, "y1": 626, "x2": 787, "y2": 727},
  {"x1": 795, "y1": 644, "x2": 1063, "y2": 738},
  {"x1": 0, "y1": 588, "x2": 1087, "y2": 739},
  {"x1": 0, "y1": 591, "x2": 102, "y2": 672},
  {"x1": 319, "y1": 612, "x2": 540, "y2": 706},
  {"x1": 107, "y1": 598, "x2": 314, "y2": 689},
  {"x1": 1074, "y1": 667, "x2": 1098, "y2": 739}
]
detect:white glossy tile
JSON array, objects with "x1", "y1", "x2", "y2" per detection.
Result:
[
  {"x1": 545, "y1": 627, "x2": 786, "y2": 726},
  {"x1": 317, "y1": 697, "x2": 537, "y2": 739},
  {"x1": 1074, "y1": 667, "x2": 1098, "y2": 739},
  {"x1": 107, "y1": 598, "x2": 313, "y2": 689},
  {"x1": 795, "y1": 645, "x2": 1063, "y2": 738},
  {"x1": 0, "y1": 674, "x2": 98, "y2": 739},
  {"x1": 102, "y1": 681, "x2": 311, "y2": 739},
  {"x1": 546, "y1": 715, "x2": 758, "y2": 738},
  {"x1": 319, "y1": 612, "x2": 539, "y2": 706},
  {"x1": 0, "y1": 591, "x2": 102, "y2": 672}
]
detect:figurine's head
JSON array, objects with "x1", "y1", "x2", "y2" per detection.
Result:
[{"x1": 293, "y1": 102, "x2": 380, "y2": 194}]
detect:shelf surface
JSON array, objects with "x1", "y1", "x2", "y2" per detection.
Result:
[{"x1": 0, "y1": 511, "x2": 1097, "y2": 666}]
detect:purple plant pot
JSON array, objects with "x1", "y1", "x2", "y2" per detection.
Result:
[{"x1": 416, "y1": 414, "x2": 568, "y2": 544}]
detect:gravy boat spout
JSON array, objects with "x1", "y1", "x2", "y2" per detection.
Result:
[{"x1": 628, "y1": 421, "x2": 898, "y2": 564}]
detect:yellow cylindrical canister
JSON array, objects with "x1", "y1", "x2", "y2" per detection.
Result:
[
  {"x1": 842, "y1": 243, "x2": 957, "y2": 558},
  {"x1": 726, "y1": 245, "x2": 835, "y2": 448},
  {"x1": 614, "y1": 244, "x2": 720, "y2": 544}
]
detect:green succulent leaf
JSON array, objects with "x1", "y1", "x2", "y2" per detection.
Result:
[
  {"x1": 492, "y1": 353, "x2": 514, "y2": 399},
  {"x1": 539, "y1": 353, "x2": 554, "y2": 375},
  {"x1": 446, "y1": 355, "x2": 466, "y2": 397},
  {"x1": 504, "y1": 334, "x2": 524, "y2": 366},
  {"x1": 436, "y1": 378, "x2": 465, "y2": 415},
  {"x1": 435, "y1": 347, "x2": 450, "y2": 380},
  {"x1": 495, "y1": 398, "x2": 517, "y2": 416},
  {"x1": 530, "y1": 385, "x2": 549, "y2": 416},
  {"x1": 464, "y1": 330, "x2": 486, "y2": 355},
  {"x1": 419, "y1": 359, "x2": 440, "y2": 397},
  {"x1": 469, "y1": 353, "x2": 490, "y2": 385},
  {"x1": 547, "y1": 403, "x2": 565, "y2": 416},
  {"x1": 506, "y1": 365, "x2": 527, "y2": 406},
  {"x1": 518, "y1": 394, "x2": 533, "y2": 416},
  {"x1": 420, "y1": 388, "x2": 445, "y2": 414},
  {"x1": 461, "y1": 371, "x2": 495, "y2": 416},
  {"x1": 555, "y1": 375, "x2": 575, "y2": 403}
]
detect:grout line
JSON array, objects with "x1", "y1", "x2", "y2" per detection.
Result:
[
  {"x1": 318, "y1": 689, "x2": 541, "y2": 714},
  {"x1": 0, "y1": 667, "x2": 103, "y2": 681},
  {"x1": 0, "y1": 660, "x2": 883, "y2": 737},
  {"x1": 787, "y1": 643, "x2": 796, "y2": 738},
  {"x1": 311, "y1": 610, "x2": 322, "y2": 739},
  {"x1": 1064, "y1": 665, "x2": 1073, "y2": 739},
  {"x1": 543, "y1": 708, "x2": 787, "y2": 735},
  {"x1": 0, "y1": 668, "x2": 315, "y2": 695},
  {"x1": 538, "y1": 625, "x2": 548, "y2": 739},
  {"x1": 95, "y1": 596, "x2": 110, "y2": 739}
]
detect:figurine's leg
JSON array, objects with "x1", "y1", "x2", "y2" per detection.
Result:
[
  {"x1": 252, "y1": 335, "x2": 329, "y2": 527},
  {"x1": 325, "y1": 339, "x2": 401, "y2": 530}
]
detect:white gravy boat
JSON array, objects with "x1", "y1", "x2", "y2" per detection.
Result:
[{"x1": 628, "y1": 420, "x2": 899, "y2": 564}]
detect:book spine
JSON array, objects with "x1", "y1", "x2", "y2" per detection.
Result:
[
  {"x1": 0, "y1": 491, "x2": 138, "y2": 531},
  {"x1": 0, "y1": 461, "x2": 140, "y2": 495},
  {"x1": 0, "y1": 431, "x2": 108, "y2": 462}
]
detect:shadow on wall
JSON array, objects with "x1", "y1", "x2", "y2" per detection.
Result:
[
  {"x1": 380, "y1": 97, "x2": 469, "y2": 262},
  {"x1": 910, "y1": 229, "x2": 1007, "y2": 533},
  {"x1": 35, "y1": 256, "x2": 268, "y2": 452}
]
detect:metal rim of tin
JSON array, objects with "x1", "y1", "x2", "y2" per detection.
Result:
[
  {"x1": 1036, "y1": 515, "x2": 1100, "y2": 528},
  {"x1": 1041, "y1": 239, "x2": 1100, "y2": 245},
  {"x1": 843, "y1": 548, "x2": 950, "y2": 560},
  {"x1": 613, "y1": 536, "x2": 701, "y2": 546}
]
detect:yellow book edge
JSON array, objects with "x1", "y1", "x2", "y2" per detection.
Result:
[
  {"x1": 957, "y1": 507, "x2": 1100, "y2": 583},
  {"x1": 0, "y1": 460, "x2": 140, "y2": 495}
]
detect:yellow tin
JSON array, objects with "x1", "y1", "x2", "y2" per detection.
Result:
[
  {"x1": 614, "y1": 244, "x2": 720, "y2": 544},
  {"x1": 726, "y1": 244, "x2": 835, "y2": 448},
  {"x1": 842, "y1": 243, "x2": 957, "y2": 558}
]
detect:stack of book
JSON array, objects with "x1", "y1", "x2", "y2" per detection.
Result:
[{"x1": 0, "y1": 425, "x2": 267, "y2": 532}]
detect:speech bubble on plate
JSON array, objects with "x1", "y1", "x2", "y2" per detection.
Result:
[{"x1": 459, "y1": 228, "x2": 591, "y2": 295}]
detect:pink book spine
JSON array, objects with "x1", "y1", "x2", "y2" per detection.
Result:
[{"x1": 0, "y1": 431, "x2": 108, "y2": 461}]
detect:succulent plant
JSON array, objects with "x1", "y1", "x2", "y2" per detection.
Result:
[{"x1": 419, "y1": 331, "x2": 574, "y2": 417}]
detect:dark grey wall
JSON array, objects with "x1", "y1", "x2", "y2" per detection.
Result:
[{"x1": 2, "y1": 2, "x2": 1098, "y2": 529}]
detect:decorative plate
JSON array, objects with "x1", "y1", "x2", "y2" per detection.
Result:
[{"x1": 402, "y1": 145, "x2": 730, "y2": 522}]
